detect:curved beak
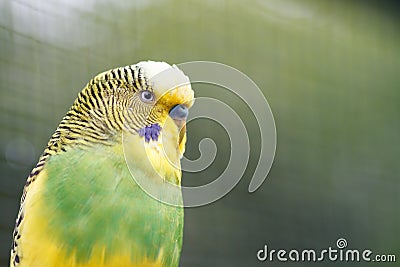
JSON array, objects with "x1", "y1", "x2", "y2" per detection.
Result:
[
  {"x1": 169, "y1": 104, "x2": 188, "y2": 128},
  {"x1": 169, "y1": 104, "x2": 189, "y2": 145}
]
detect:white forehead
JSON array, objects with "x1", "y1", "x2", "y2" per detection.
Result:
[
  {"x1": 137, "y1": 61, "x2": 172, "y2": 79},
  {"x1": 136, "y1": 61, "x2": 190, "y2": 92}
]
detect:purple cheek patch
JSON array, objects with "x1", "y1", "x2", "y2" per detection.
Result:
[{"x1": 138, "y1": 124, "x2": 162, "y2": 142}]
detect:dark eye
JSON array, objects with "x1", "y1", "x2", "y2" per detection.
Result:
[{"x1": 139, "y1": 90, "x2": 155, "y2": 103}]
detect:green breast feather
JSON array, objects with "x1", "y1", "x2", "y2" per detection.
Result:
[{"x1": 41, "y1": 144, "x2": 183, "y2": 266}]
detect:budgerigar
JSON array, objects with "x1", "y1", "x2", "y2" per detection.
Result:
[{"x1": 10, "y1": 61, "x2": 194, "y2": 267}]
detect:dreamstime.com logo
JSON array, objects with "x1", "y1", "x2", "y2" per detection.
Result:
[
  {"x1": 122, "y1": 61, "x2": 276, "y2": 207},
  {"x1": 257, "y1": 238, "x2": 396, "y2": 263}
]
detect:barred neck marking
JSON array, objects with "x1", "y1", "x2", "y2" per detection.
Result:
[{"x1": 46, "y1": 65, "x2": 156, "y2": 155}]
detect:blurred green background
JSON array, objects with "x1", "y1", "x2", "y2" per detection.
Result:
[{"x1": 1, "y1": 0, "x2": 399, "y2": 266}]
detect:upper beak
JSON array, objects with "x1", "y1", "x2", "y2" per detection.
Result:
[
  {"x1": 169, "y1": 104, "x2": 189, "y2": 145},
  {"x1": 169, "y1": 104, "x2": 188, "y2": 128}
]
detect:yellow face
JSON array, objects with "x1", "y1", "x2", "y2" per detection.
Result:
[
  {"x1": 122, "y1": 84, "x2": 194, "y2": 186},
  {"x1": 129, "y1": 62, "x2": 194, "y2": 126},
  {"x1": 136, "y1": 84, "x2": 194, "y2": 127},
  {"x1": 123, "y1": 63, "x2": 194, "y2": 148},
  {"x1": 119, "y1": 63, "x2": 194, "y2": 185},
  {"x1": 150, "y1": 84, "x2": 194, "y2": 149}
]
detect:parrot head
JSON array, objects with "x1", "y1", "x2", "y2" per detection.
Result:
[
  {"x1": 66, "y1": 61, "x2": 194, "y2": 151},
  {"x1": 130, "y1": 61, "x2": 194, "y2": 146}
]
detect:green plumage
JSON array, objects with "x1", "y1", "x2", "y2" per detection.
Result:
[{"x1": 42, "y1": 144, "x2": 183, "y2": 266}]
